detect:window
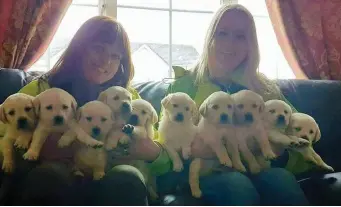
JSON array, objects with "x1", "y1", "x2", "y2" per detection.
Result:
[{"x1": 30, "y1": 0, "x2": 296, "y2": 80}]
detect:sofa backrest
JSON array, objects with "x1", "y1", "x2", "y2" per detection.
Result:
[{"x1": 0, "y1": 69, "x2": 30, "y2": 103}]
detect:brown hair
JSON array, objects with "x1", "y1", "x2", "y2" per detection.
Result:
[{"x1": 39, "y1": 16, "x2": 134, "y2": 90}]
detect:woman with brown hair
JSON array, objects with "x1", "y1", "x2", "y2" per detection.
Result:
[{"x1": 0, "y1": 16, "x2": 162, "y2": 205}]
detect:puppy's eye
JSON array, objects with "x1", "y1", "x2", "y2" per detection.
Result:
[
  {"x1": 295, "y1": 127, "x2": 302, "y2": 132},
  {"x1": 141, "y1": 110, "x2": 147, "y2": 115},
  {"x1": 173, "y1": 104, "x2": 178, "y2": 108},
  {"x1": 46, "y1": 105, "x2": 53, "y2": 110},
  {"x1": 309, "y1": 129, "x2": 314, "y2": 134},
  {"x1": 62, "y1": 105, "x2": 69, "y2": 110},
  {"x1": 227, "y1": 105, "x2": 232, "y2": 109},
  {"x1": 113, "y1": 95, "x2": 120, "y2": 101},
  {"x1": 24, "y1": 107, "x2": 32, "y2": 112},
  {"x1": 212, "y1": 105, "x2": 219, "y2": 110},
  {"x1": 252, "y1": 104, "x2": 257, "y2": 108},
  {"x1": 8, "y1": 110, "x2": 15, "y2": 116},
  {"x1": 284, "y1": 110, "x2": 288, "y2": 114},
  {"x1": 269, "y1": 109, "x2": 276, "y2": 114},
  {"x1": 86, "y1": 117, "x2": 92, "y2": 122},
  {"x1": 185, "y1": 106, "x2": 189, "y2": 111},
  {"x1": 237, "y1": 104, "x2": 244, "y2": 109},
  {"x1": 101, "y1": 117, "x2": 107, "y2": 122}
]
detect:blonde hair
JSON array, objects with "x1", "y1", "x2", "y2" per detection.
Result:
[
  {"x1": 40, "y1": 16, "x2": 134, "y2": 89},
  {"x1": 192, "y1": 4, "x2": 280, "y2": 101}
]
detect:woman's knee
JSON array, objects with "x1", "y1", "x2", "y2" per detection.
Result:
[
  {"x1": 253, "y1": 168, "x2": 309, "y2": 205},
  {"x1": 200, "y1": 171, "x2": 260, "y2": 205}
]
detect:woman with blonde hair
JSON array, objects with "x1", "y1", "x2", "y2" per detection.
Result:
[{"x1": 155, "y1": 4, "x2": 309, "y2": 205}]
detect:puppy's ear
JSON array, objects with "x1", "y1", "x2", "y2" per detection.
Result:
[
  {"x1": 76, "y1": 108, "x2": 82, "y2": 121},
  {"x1": 314, "y1": 124, "x2": 321, "y2": 143},
  {"x1": 259, "y1": 102, "x2": 265, "y2": 113},
  {"x1": 199, "y1": 99, "x2": 208, "y2": 118},
  {"x1": 98, "y1": 91, "x2": 108, "y2": 104},
  {"x1": 32, "y1": 97, "x2": 41, "y2": 117},
  {"x1": 0, "y1": 104, "x2": 8, "y2": 123},
  {"x1": 150, "y1": 107, "x2": 158, "y2": 125},
  {"x1": 161, "y1": 94, "x2": 172, "y2": 109},
  {"x1": 70, "y1": 96, "x2": 78, "y2": 117}
]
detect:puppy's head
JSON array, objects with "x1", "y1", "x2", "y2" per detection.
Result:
[
  {"x1": 98, "y1": 86, "x2": 132, "y2": 119},
  {"x1": 199, "y1": 91, "x2": 234, "y2": 125},
  {"x1": 231, "y1": 90, "x2": 264, "y2": 125},
  {"x1": 264, "y1": 100, "x2": 292, "y2": 129},
  {"x1": 0, "y1": 93, "x2": 37, "y2": 130},
  {"x1": 76, "y1": 100, "x2": 113, "y2": 141},
  {"x1": 128, "y1": 99, "x2": 158, "y2": 128},
  {"x1": 288, "y1": 113, "x2": 321, "y2": 144},
  {"x1": 161, "y1": 92, "x2": 198, "y2": 124},
  {"x1": 34, "y1": 88, "x2": 77, "y2": 127}
]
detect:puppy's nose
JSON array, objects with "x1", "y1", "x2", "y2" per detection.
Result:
[
  {"x1": 17, "y1": 117, "x2": 28, "y2": 129},
  {"x1": 92, "y1": 127, "x2": 101, "y2": 137},
  {"x1": 53, "y1": 116, "x2": 64, "y2": 126},
  {"x1": 121, "y1": 102, "x2": 131, "y2": 113},
  {"x1": 276, "y1": 115, "x2": 285, "y2": 124},
  {"x1": 128, "y1": 114, "x2": 139, "y2": 126},
  {"x1": 175, "y1": 113, "x2": 184, "y2": 122},
  {"x1": 244, "y1": 113, "x2": 253, "y2": 123},
  {"x1": 301, "y1": 135, "x2": 309, "y2": 141},
  {"x1": 220, "y1": 114, "x2": 229, "y2": 124}
]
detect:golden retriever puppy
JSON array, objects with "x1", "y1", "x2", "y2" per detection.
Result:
[
  {"x1": 59, "y1": 101, "x2": 114, "y2": 180},
  {"x1": 231, "y1": 90, "x2": 276, "y2": 174},
  {"x1": 97, "y1": 86, "x2": 132, "y2": 150},
  {"x1": 287, "y1": 113, "x2": 334, "y2": 172},
  {"x1": 189, "y1": 91, "x2": 246, "y2": 198},
  {"x1": 158, "y1": 92, "x2": 198, "y2": 172},
  {"x1": 23, "y1": 88, "x2": 77, "y2": 161},
  {"x1": 0, "y1": 93, "x2": 37, "y2": 173},
  {"x1": 121, "y1": 99, "x2": 159, "y2": 200}
]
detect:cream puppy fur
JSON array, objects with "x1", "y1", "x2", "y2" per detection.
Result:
[
  {"x1": 59, "y1": 101, "x2": 114, "y2": 180},
  {"x1": 0, "y1": 93, "x2": 37, "y2": 173},
  {"x1": 97, "y1": 86, "x2": 132, "y2": 150},
  {"x1": 158, "y1": 92, "x2": 198, "y2": 172},
  {"x1": 189, "y1": 91, "x2": 246, "y2": 198},
  {"x1": 121, "y1": 99, "x2": 159, "y2": 200},
  {"x1": 287, "y1": 113, "x2": 334, "y2": 172},
  {"x1": 232, "y1": 90, "x2": 276, "y2": 174},
  {"x1": 23, "y1": 88, "x2": 77, "y2": 161}
]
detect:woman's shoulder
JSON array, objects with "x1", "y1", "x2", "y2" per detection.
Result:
[
  {"x1": 128, "y1": 87, "x2": 141, "y2": 100},
  {"x1": 19, "y1": 79, "x2": 50, "y2": 97}
]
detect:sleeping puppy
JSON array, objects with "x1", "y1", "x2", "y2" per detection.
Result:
[
  {"x1": 255, "y1": 100, "x2": 309, "y2": 169},
  {"x1": 287, "y1": 113, "x2": 334, "y2": 172},
  {"x1": 121, "y1": 99, "x2": 159, "y2": 200},
  {"x1": 59, "y1": 101, "x2": 114, "y2": 180},
  {"x1": 23, "y1": 88, "x2": 77, "y2": 161},
  {"x1": 158, "y1": 92, "x2": 198, "y2": 172},
  {"x1": 189, "y1": 91, "x2": 246, "y2": 198},
  {"x1": 0, "y1": 93, "x2": 37, "y2": 173},
  {"x1": 98, "y1": 86, "x2": 132, "y2": 150},
  {"x1": 231, "y1": 90, "x2": 276, "y2": 174}
]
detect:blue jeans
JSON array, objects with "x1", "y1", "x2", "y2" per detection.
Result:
[{"x1": 157, "y1": 162, "x2": 308, "y2": 205}]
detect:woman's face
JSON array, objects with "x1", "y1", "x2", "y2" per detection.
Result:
[
  {"x1": 208, "y1": 10, "x2": 249, "y2": 80},
  {"x1": 82, "y1": 41, "x2": 122, "y2": 84}
]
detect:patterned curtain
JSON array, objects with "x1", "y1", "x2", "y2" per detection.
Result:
[
  {"x1": 266, "y1": 0, "x2": 341, "y2": 80},
  {"x1": 0, "y1": 0, "x2": 71, "y2": 70}
]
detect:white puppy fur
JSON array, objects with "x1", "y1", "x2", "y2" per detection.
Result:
[
  {"x1": 158, "y1": 92, "x2": 198, "y2": 172},
  {"x1": 98, "y1": 86, "x2": 132, "y2": 150},
  {"x1": 58, "y1": 101, "x2": 114, "y2": 180},
  {"x1": 287, "y1": 113, "x2": 334, "y2": 172},
  {"x1": 121, "y1": 99, "x2": 159, "y2": 200},
  {"x1": 231, "y1": 90, "x2": 276, "y2": 174},
  {"x1": 23, "y1": 88, "x2": 77, "y2": 161},
  {"x1": 189, "y1": 91, "x2": 246, "y2": 198},
  {"x1": 0, "y1": 93, "x2": 37, "y2": 173}
]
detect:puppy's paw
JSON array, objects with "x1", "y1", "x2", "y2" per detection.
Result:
[
  {"x1": 86, "y1": 139, "x2": 104, "y2": 149},
  {"x1": 74, "y1": 170, "x2": 85, "y2": 177},
  {"x1": 58, "y1": 136, "x2": 73, "y2": 148},
  {"x1": 218, "y1": 154, "x2": 232, "y2": 167},
  {"x1": 93, "y1": 171, "x2": 105, "y2": 180},
  {"x1": 119, "y1": 135, "x2": 131, "y2": 145},
  {"x1": 122, "y1": 124, "x2": 134, "y2": 135},
  {"x1": 297, "y1": 138, "x2": 310, "y2": 147},
  {"x1": 173, "y1": 161, "x2": 184, "y2": 172},
  {"x1": 2, "y1": 161, "x2": 14, "y2": 174},
  {"x1": 23, "y1": 150, "x2": 39, "y2": 161},
  {"x1": 182, "y1": 147, "x2": 191, "y2": 160},
  {"x1": 191, "y1": 189, "x2": 202, "y2": 198},
  {"x1": 14, "y1": 138, "x2": 30, "y2": 150},
  {"x1": 264, "y1": 150, "x2": 277, "y2": 160},
  {"x1": 249, "y1": 163, "x2": 261, "y2": 174},
  {"x1": 233, "y1": 160, "x2": 247, "y2": 172}
]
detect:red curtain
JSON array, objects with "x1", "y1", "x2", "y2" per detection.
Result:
[
  {"x1": 266, "y1": 0, "x2": 341, "y2": 80},
  {"x1": 0, "y1": 0, "x2": 71, "y2": 70}
]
